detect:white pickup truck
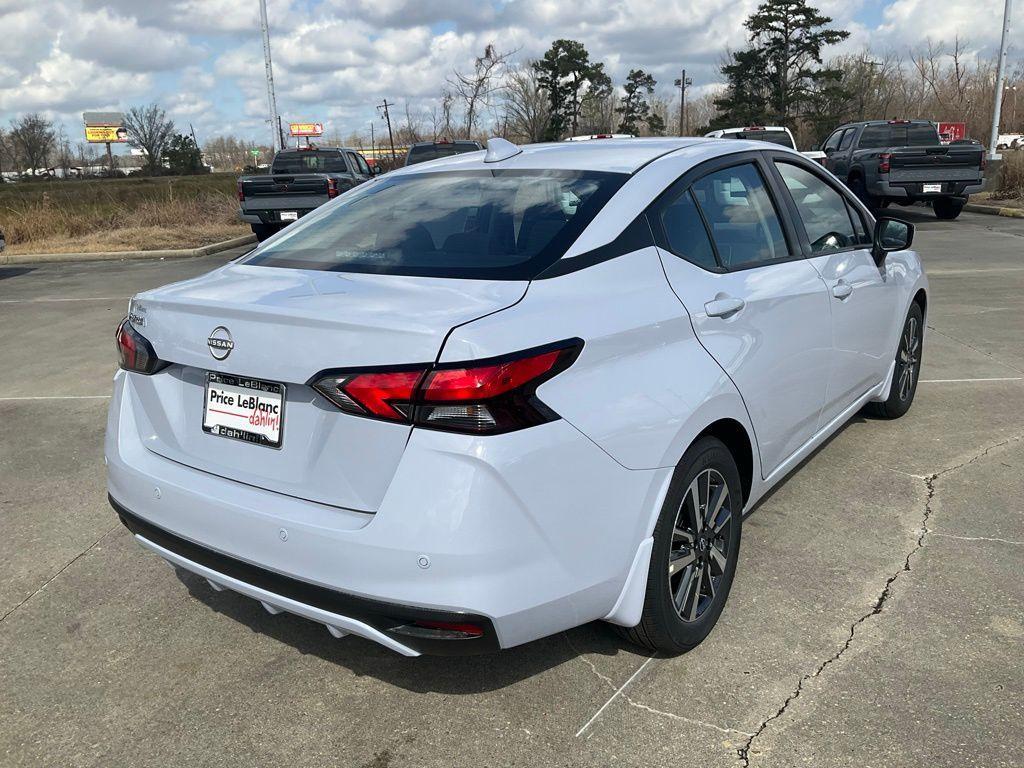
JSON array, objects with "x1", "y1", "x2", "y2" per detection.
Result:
[{"x1": 704, "y1": 126, "x2": 826, "y2": 164}]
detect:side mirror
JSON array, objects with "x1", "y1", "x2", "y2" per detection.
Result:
[
  {"x1": 872, "y1": 216, "x2": 914, "y2": 263},
  {"x1": 823, "y1": 146, "x2": 836, "y2": 155},
  {"x1": 370, "y1": 165, "x2": 383, "y2": 176}
]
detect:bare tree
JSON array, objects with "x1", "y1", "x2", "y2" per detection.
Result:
[
  {"x1": 8, "y1": 113, "x2": 56, "y2": 172},
  {"x1": 123, "y1": 103, "x2": 176, "y2": 174},
  {"x1": 400, "y1": 100, "x2": 423, "y2": 144},
  {"x1": 448, "y1": 44, "x2": 515, "y2": 138},
  {"x1": 502, "y1": 64, "x2": 551, "y2": 142}
]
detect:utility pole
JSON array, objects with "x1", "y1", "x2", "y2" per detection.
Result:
[
  {"x1": 377, "y1": 99, "x2": 397, "y2": 165},
  {"x1": 259, "y1": 0, "x2": 281, "y2": 153},
  {"x1": 988, "y1": 0, "x2": 1014, "y2": 160},
  {"x1": 674, "y1": 70, "x2": 692, "y2": 136},
  {"x1": 369, "y1": 122, "x2": 375, "y2": 160}
]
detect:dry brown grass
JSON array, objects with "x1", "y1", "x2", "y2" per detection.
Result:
[
  {"x1": 992, "y1": 151, "x2": 1024, "y2": 201},
  {"x1": 0, "y1": 174, "x2": 248, "y2": 253}
]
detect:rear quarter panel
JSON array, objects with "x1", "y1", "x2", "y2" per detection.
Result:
[{"x1": 439, "y1": 247, "x2": 758, "y2": 475}]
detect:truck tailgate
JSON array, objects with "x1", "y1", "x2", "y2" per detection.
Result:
[{"x1": 889, "y1": 146, "x2": 983, "y2": 182}]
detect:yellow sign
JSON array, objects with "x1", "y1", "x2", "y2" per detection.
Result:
[
  {"x1": 289, "y1": 122, "x2": 323, "y2": 137},
  {"x1": 85, "y1": 125, "x2": 128, "y2": 143}
]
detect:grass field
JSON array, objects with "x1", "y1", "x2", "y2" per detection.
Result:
[{"x1": 0, "y1": 174, "x2": 248, "y2": 254}]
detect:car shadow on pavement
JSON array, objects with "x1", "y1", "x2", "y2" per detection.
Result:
[
  {"x1": 0, "y1": 266, "x2": 34, "y2": 280},
  {"x1": 174, "y1": 567, "x2": 635, "y2": 694}
]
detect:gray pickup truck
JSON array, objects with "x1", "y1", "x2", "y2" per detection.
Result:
[
  {"x1": 237, "y1": 147, "x2": 376, "y2": 241},
  {"x1": 821, "y1": 120, "x2": 984, "y2": 220}
]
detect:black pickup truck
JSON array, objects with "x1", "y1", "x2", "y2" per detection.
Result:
[
  {"x1": 237, "y1": 147, "x2": 376, "y2": 241},
  {"x1": 820, "y1": 120, "x2": 985, "y2": 219}
]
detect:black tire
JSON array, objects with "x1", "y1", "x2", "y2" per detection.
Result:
[
  {"x1": 865, "y1": 302, "x2": 923, "y2": 419},
  {"x1": 933, "y1": 197, "x2": 964, "y2": 220},
  {"x1": 848, "y1": 175, "x2": 879, "y2": 212},
  {"x1": 621, "y1": 436, "x2": 743, "y2": 654},
  {"x1": 251, "y1": 223, "x2": 280, "y2": 242}
]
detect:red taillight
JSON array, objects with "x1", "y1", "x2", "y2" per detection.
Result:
[
  {"x1": 236, "y1": 180, "x2": 245, "y2": 202},
  {"x1": 745, "y1": 126, "x2": 766, "y2": 131},
  {"x1": 310, "y1": 340, "x2": 582, "y2": 434},
  {"x1": 115, "y1": 318, "x2": 167, "y2": 375},
  {"x1": 326, "y1": 177, "x2": 339, "y2": 198},
  {"x1": 878, "y1": 152, "x2": 892, "y2": 173}
]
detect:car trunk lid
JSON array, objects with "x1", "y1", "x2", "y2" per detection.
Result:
[{"x1": 126, "y1": 263, "x2": 527, "y2": 511}]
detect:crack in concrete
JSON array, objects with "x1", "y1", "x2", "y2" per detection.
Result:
[
  {"x1": 926, "y1": 325, "x2": 1024, "y2": 375},
  {"x1": 0, "y1": 523, "x2": 119, "y2": 625},
  {"x1": 736, "y1": 434, "x2": 1022, "y2": 766}
]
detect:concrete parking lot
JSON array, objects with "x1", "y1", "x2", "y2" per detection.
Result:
[{"x1": 1, "y1": 209, "x2": 1022, "y2": 768}]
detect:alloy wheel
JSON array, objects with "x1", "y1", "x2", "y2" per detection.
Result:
[
  {"x1": 897, "y1": 315, "x2": 920, "y2": 402},
  {"x1": 668, "y1": 468, "x2": 734, "y2": 622}
]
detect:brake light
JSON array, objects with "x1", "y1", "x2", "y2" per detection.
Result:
[
  {"x1": 888, "y1": 120, "x2": 911, "y2": 124},
  {"x1": 311, "y1": 340, "x2": 583, "y2": 434},
  {"x1": 236, "y1": 180, "x2": 244, "y2": 202},
  {"x1": 115, "y1": 318, "x2": 167, "y2": 375},
  {"x1": 326, "y1": 177, "x2": 339, "y2": 198},
  {"x1": 745, "y1": 126, "x2": 766, "y2": 131},
  {"x1": 878, "y1": 153, "x2": 892, "y2": 173}
]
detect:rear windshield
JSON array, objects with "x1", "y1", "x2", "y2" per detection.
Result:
[
  {"x1": 272, "y1": 151, "x2": 348, "y2": 174},
  {"x1": 858, "y1": 124, "x2": 940, "y2": 149},
  {"x1": 405, "y1": 143, "x2": 481, "y2": 165},
  {"x1": 724, "y1": 130, "x2": 794, "y2": 148},
  {"x1": 243, "y1": 169, "x2": 627, "y2": 280}
]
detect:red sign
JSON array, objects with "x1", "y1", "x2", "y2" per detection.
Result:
[{"x1": 937, "y1": 122, "x2": 966, "y2": 143}]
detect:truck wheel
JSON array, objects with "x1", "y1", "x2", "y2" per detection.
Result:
[
  {"x1": 848, "y1": 176, "x2": 879, "y2": 212},
  {"x1": 251, "y1": 223, "x2": 279, "y2": 242},
  {"x1": 933, "y1": 198, "x2": 964, "y2": 220}
]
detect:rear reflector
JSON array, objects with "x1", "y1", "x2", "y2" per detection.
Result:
[
  {"x1": 391, "y1": 620, "x2": 484, "y2": 640},
  {"x1": 311, "y1": 339, "x2": 582, "y2": 434},
  {"x1": 115, "y1": 318, "x2": 167, "y2": 375}
]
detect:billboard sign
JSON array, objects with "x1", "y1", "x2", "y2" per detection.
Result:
[
  {"x1": 83, "y1": 111, "x2": 127, "y2": 144},
  {"x1": 85, "y1": 125, "x2": 128, "y2": 143},
  {"x1": 289, "y1": 122, "x2": 323, "y2": 137},
  {"x1": 937, "y1": 122, "x2": 966, "y2": 144}
]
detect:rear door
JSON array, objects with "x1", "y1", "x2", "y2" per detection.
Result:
[
  {"x1": 652, "y1": 154, "x2": 833, "y2": 476},
  {"x1": 768, "y1": 155, "x2": 897, "y2": 427}
]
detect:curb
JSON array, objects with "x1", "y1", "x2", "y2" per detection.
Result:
[
  {"x1": 964, "y1": 202, "x2": 1024, "y2": 219},
  {"x1": 0, "y1": 233, "x2": 257, "y2": 266}
]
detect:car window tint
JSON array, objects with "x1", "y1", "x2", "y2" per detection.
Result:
[
  {"x1": 838, "y1": 129, "x2": 856, "y2": 150},
  {"x1": 690, "y1": 163, "x2": 789, "y2": 269},
  {"x1": 660, "y1": 188, "x2": 719, "y2": 270},
  {"x1": 823, "y1": 131, "x2": 843, "y2": 152},
  {"x1": 775, "y1": 162, "x2": 857, "y2": 253},
  {"x1": 243, "y1": 169, "x2": 626, "y2": 280},
  {"x1": 353, "y1": 153, "x2": 371, "y2": 175},
  {"x1": 272, "y1": 151, "x2": 348, "y2": 174}
]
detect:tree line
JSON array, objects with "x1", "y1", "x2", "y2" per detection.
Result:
[
  {"x1": 1, "y1": 103, "x2": 207, "y2": 178},
  {"x1": 3, "y1": 0, "x2": 1020, "y2": 179}
]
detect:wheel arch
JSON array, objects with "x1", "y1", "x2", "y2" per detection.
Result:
[
  {"x1": 912, "y1": 287, "x2": 927, "y2": 323},
  {"x1": 695, "y1": 418, "x2": 754, "y2": 509}
]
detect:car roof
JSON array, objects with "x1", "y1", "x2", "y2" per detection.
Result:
[
  {"x1": 410, "y1": 140, "x2": 481, "y2": 147},
  {"x1": 275, "y1": 146, "x2": 360, "y2": 153},
  {"x1": 714, "y1": 126, "x2": 790, "y2": 133},
  {"x1": 388, "y1": 137, "x2": 722, "y2": 175}
]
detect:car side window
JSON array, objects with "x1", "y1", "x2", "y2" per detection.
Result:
[
  {"x1": 659, "y1": 188, "x2": 719, "y2": 271},
  {"x1": 838, "y1": 129, "x2": 856, "y2": 151},
  {"x1": 690, "y1": 163, "x2": 790, "y2": 269},
  {"x1": 775, "y1": 162, "x2": 858, "y2": 254},
  {"x1": 352, "y1": 152, "x2": 371, "y2": 175},
  {"x1": 823, "y1": 130, "x2": 843, "y2": 153}
]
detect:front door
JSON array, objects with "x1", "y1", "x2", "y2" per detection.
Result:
[
  {"x1": 652, "y1": 158, "x2": 833, "y2": 477},
  {"x1": 769, "y1": 158, "x2": 897, "y2": 427}
]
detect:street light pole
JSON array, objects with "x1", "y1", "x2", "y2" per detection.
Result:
[
  {"x1": 988, "y1": 0, "x2": 1014, "y2": 160},
  {"x1": 259, "y1": 0, "x2": 281, "y2": 153},
  {"x1": 675, "y1": 70, "x2": 692, "y2": 136}
]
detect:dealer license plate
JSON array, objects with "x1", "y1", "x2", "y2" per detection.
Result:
[
  {"x1": 280, "y1": 211, "x2": 299, "y2": 221},
  {"x1": 203, "y1": 372, "x2": 285, "y2": 448},
  {"x1": 922, "y1": 183, "x2": 942, "y2": 193}
]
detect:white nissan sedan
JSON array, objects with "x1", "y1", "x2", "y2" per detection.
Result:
[{"x1": 107, "y1": 137, "x2": 927, "y2": 656}]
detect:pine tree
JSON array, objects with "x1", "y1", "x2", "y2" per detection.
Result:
[
  {"x1": 533, "y1": 39, "x2": 612, "y2": 139},
  {"x1": 616, "y1": 69, "x2": 665, "y2": 135}
]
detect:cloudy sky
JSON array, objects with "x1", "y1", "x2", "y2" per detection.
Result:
[{"x1": 0, "y1": 0, "x2": 1015, "y2": 148}]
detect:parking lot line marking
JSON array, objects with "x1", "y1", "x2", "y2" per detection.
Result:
[
  {"x1": 919, "y1": 377, "x2": 1024, "y2": 383},
  {"x1": 0, "y1": 395, "x2": 111, "y2": 401},
  {"x1": 575, "y1": 655, "x2": 656, "y2": 738},
  {"x1": 0, "y1": 296, "x2": 128, "y2": 304}
]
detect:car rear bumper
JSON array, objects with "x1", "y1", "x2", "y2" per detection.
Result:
[
  {"x1": 870, "y1": 179, "x2": 984, "y2": 199},
  {"x1": 106, "y1": 372, "x2": 666, "y2": 654}
]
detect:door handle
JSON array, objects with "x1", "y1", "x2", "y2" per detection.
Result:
[
  {"x1": 832, "y1": 280, "x2": 853, "y2": 300},
  {"x1": 705, "y1": 296, "x2": 746, "y2": 318}
]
